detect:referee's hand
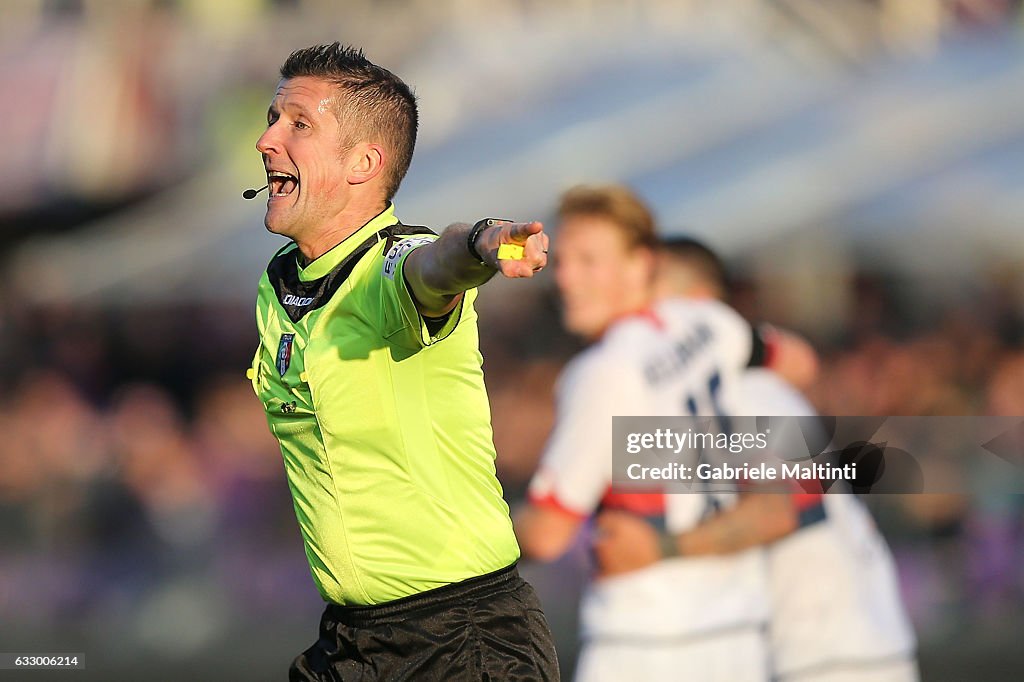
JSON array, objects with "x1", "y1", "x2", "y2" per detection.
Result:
[{"x1": 478, "y1": 221, "x2": 549, "y2": 278}]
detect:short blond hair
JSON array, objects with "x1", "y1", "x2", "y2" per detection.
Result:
[
  {"x1": 281, "y1": 43, "x2": 418, "y2": 201},
  {"x1": 557, "y1": 184, "x2": 658, "y2": 251}
]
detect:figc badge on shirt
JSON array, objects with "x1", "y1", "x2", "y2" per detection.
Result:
[{"x1": 276, "y1": 333, "x2": 296, "y2": 376}]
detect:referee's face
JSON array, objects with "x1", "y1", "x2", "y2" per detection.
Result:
[
  {"x1": 555, "y1": 216, "x2": 652, "y2": 340},
  {"x1": 256, "y1": 77, "x2": 356, "y2": 240}
]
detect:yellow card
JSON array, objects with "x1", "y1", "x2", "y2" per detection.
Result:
[{"x1": 497, "y1": 243, "x2": 525, "y2": 260}]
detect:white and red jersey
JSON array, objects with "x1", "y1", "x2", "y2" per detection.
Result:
[
  {"x1": 737, "y1": 369, "x2": 917, "y2": 680},
  {"x1": 528, "y1": 299, "x2": 769, "y2": 641}
]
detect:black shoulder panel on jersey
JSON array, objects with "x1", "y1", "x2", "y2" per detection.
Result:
[
  {"x1": 748, "y1": 326, "x2": 767, "y2": 368},
  {"x1": 379, "y1": 223, "x2": 435, "y2": 258},
  {"x1": 267, "y1": 222, "x2": 437, "y2": 323}
]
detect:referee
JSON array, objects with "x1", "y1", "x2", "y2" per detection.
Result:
[{"x1": 248, "y1": 43, "x2": 558, "y2": 681}]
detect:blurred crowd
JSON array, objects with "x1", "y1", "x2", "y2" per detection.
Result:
[
  {"x1": 2, "y1": 267, "x2": 1024, "y2": 656},
  {"x1": 798, "y1": 273, "x2": 1024, "y2": 640},
  {"x1": 3, "y1": 0, "x2": 1022, "y2": 241},
  {"x1": 0, "y1": 364, "x2": 311, "y2": 632}
]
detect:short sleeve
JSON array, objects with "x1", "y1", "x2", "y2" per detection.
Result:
[
  {"x1": 378, "y1": 235, "x2": 467, "y2": 349},
  {"x1": 527, "y1": 351, "x2": 645, "y2": 518}
]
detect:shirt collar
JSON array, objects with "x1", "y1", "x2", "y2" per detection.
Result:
[{"x1": 296, "y1": 203, "x2": 399, "y2": 282}]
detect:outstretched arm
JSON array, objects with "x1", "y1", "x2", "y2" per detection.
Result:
[
  {"x1": 669, "y1": 493, "x2": 798, "y2": 556},
  {"x1": 403, "y1": 220, "x2": 549, "y2": 317},
  {"x1": 592, "y1": 494, "x2": 799, "y2": 577}
]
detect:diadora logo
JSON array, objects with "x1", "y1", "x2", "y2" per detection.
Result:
[{"x1": 283, "y1": 294, "x2": 315, "y2": 307}]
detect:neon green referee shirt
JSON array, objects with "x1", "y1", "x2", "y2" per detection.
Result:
[{"x1": 248, "y1": 204, "x2": 520, "y2": 606}]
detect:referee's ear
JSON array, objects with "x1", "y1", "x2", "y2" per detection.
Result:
[{"x1": 346, "y1": 142, "x2": 386, "y2": 187}]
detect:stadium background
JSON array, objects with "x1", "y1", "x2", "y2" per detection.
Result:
[{"x1": 1, "y1": 0, "x2": 1023, "y2": 679}]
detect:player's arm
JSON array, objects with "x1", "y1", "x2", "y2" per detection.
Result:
[
  {"x1": 514, "y1": 500, "x2": 586, "y2": 562},
  {"x1": 403, "y1": 220, "x2": 549, "y2": 316},
  {"x1": 593, "y1": 493, "x2": 800, "y2": 577},
  {"x1": 515, "y1": 354, "x2": 631, "y2": 563},
  {"x1": 755, "y1": 325, "x2": 819, "y2": 391},
  {"x1": 671, "y1": 492, "x2": 798, "y2": 556}
]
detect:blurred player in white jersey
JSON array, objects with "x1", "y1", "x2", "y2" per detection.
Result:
[
  {"x1": 595, "y1": 237, "x2": 918, "y2": 682},
  {"x1": 514, "y1": 185, "x2": 811, "y2": 682}
]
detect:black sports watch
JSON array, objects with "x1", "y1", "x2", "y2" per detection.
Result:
[{"x1": 467, "y1": 218, "x2": 509, "y2": 266}]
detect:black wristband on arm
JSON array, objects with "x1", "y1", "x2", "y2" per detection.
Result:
[
  {"x1": 748, "y1": 325, "x2": 769, "y2": 368},
  {"x1": 467, "y1": 218, "x2": 509, "y2": 266}
]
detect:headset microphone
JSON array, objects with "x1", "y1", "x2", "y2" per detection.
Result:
[{"x1": 242, "y1": 185, "x2": 269, "y2": 200}]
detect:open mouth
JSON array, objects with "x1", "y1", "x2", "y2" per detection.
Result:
[{"x1": 267, "y1": 171, "x2": 298, "y2": 198}]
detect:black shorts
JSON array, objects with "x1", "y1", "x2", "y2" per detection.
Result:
[{"x1": 289, "y1": 563, "x2": 559, "y2": 681}]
